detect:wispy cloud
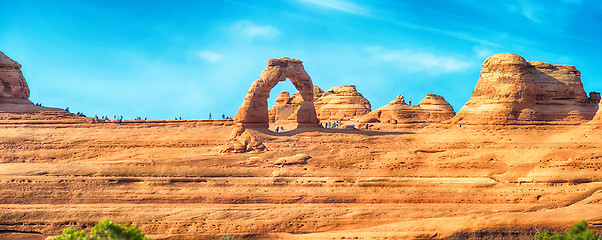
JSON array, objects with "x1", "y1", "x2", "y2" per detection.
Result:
[
  {"x1": 503, "y1": 0, "x2": 583, "y2": 26},
  {"x1": 473, "y1": 46, "x2": 495, "y2": 59},
  {"x1": 299, "y1": 0, "x2": 371, "y2": 16},
  {"x1": 391, "y1": 20, "x2": 502, "y2": 48},
  {"x1": 366, "y1": 47, "x2": 475, "y2": 74},
  {"x1": 231, "y1": 20, "x2": 280, "y2": 39},
  {"x1": 198, "y1": 50, "x2": 223, "y2": 63}
]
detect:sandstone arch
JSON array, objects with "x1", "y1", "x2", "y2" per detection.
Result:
[{"x1": 234, "y1": 57, "x2": 319, "y2": 128}]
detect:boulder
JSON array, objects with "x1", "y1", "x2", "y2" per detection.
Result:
[
  {"x1": 452, "y1": 53, "x2": 599, "y2": 124},
  {"x1": 359, "y1": 94, "x2": 455, "y2": 124},
  {"x1": 274, "y1": 153, "x2": 311, "y2": 165}
]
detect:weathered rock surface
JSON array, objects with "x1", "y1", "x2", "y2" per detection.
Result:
[
  {"x1": 234, "y1": 58, "x2": 319, "y2": 128},
  {"x1": 452, "y1": 53, "x2": 600, "y2": 124},
  {"x1": 313, "y1": 85, "x2": 371, "y2": 121},
  {"x1": 591, "y1": 102, "x2": 602, "y2": 123},
  {"x1": 359, "y1": 93, "x2": 455, "y2": 124},
  {"x1": 268, "y1": 91, "x2": 298, "y2": 124},
  {"x1": 0, "y1": 51, "x2": 30, "y2": 103},
  {"x1": 3, "y1": 121, "x2": 602, "y2": 239},
  {"x1": 269, "y1": 85, "x2": 371, "y2": 124},
  {"x1": 274, "y1": 153, "x2": 311, "y2": 165},
  {"x1": 224, "y1": 58, "x2": 320, "y2": 153}
]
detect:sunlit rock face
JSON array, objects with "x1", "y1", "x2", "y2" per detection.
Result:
[
  {"x1": 359, "y1": 93, "x2": 455, "y2": 124},
  {"x1": 452, "y1": 53, "x2": 599, "y2": 124},
  {"x1": 313, "y1": 85, "x2": 371, "y2": 121},
  {"x1": 269, "y1": 85, "x2": 371, "y2": 124},
  {"x1": 234, "y1": 57, "x2": 319, "y2": 128}
]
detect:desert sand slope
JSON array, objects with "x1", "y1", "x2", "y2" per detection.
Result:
[{"x1": 1, "y1": 121, "x2": 602, "y2": 239}]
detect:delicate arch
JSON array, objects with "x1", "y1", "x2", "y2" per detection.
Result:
[{"x1": 234, "y1": 58, "x2": 319, "y2": 128}]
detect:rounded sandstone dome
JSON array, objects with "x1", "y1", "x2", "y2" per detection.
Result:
[{"x1": 483, "y1": 53, "x2": 528, "y2": 67}]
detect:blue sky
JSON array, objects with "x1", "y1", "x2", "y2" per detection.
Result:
[{"x1": 1, "y1": 0, "x2": 601, "y2": 119}]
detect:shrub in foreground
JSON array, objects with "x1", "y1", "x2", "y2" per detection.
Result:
[
  {"x1": 534, "y1": 220, "x2": 599, "y2": 240},
  {"x1": 53, "y1": 219, "x2": 150, "y2": 240}
]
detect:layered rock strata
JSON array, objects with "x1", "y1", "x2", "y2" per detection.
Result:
[
  {"x1": 359, "y1": 94, "x2": 455, "y2": 124},
  {"x1": 452, "y1": 53, "x2": 600, "y2": 124},
  {"x1": 313, "y1": 85, "x2": 371, "y2": 121},
  {"x1": 269, "y1": 85, "x2": 371, "y2": 124}
]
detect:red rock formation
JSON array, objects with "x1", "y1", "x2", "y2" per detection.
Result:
[
  {"x1": 0, "y1": 50, "x2": 31, "y2": 103},
  {"x1": 234, "y1": 58, "x2": 319, "y2": 128},
  {"x1": 453, "y1": 53, "x2": 599, "y2": 124},
  {"x1": 0, "y1": 51, "x2": 81, "y2": 121},
  {"x1": 268, "y1": 91, "x2": 293, "y2": 123},
  {"x1": 221, "y1": 58, "x2": 319, "y2": 153},
  {"x1": 268, "y1": 85, "x2": 371, "y2": 124},
  {"x1": 313, "y1": 85, "x2": 371, "y2": 121},
  {"x1": 359, "y1": 94, "x2": 455, "y2": 124},
  {"x1": 591, "y1": 102, "x2": 602, "y2": 123}
]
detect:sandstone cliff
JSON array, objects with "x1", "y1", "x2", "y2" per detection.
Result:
[
  {"x1": 452, "y1": 53, "x2": 599, "y2": 124},
  {"x1": 359, "y1": 93, "x2": 455, "y2": 124}
]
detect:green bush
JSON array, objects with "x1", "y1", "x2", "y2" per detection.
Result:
[
  {"x1": 534, "y1": 221, "x2": 599, "y2": 240},
  {"x1": 53, "y1": 219, "x2": 150, "y2": 240}
]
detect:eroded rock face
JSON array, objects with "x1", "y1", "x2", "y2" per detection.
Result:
[
  {"x1": 268, "y1": 91, "x2": 296, "y2": 123},
  {"x1": 453, "y1": 53, "x2": 599, "y2": 124},
  {"x1": 359, "y1": 94, "x2": 455, "y2": 124},
  {"x1": 268, "y1": 85, "x2": 371, "y2": 124},
  {"x1": 592, "y1": 102, "x2": 602, "y2": 123},
  {"x1": 234, "y1": 58, "x2": 319, "y2": 128},
  {"x1": 314, "y1": 85, "x2": 371, "y2": 121},
  {"x1": 0, "y1": 51, "x2": 31, "y2": 103}
]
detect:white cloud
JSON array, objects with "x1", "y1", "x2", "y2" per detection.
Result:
[
  {"x1": 198, "y1": 50, "x2": 223, "y2": 63},
  {"x1": 366, "y1": 47, "x2": 475, "y2": 74},
  {"x1": 232, "y1": 20, "x2": 280, "y2": 39},
  {"x1": 473, "y1": 47, "x2": 495, "y2": 59},
  {"x1": 299, "y1": 0, "x2": 371, "y2": 16}
]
